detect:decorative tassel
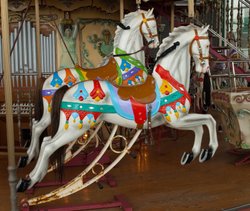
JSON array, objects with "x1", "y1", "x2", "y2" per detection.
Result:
[
  {"x1": 48, "y1": 105, "x2": 51, "y2": 112},
  {"x1": 182, "y1": 106, "x2": 187, "y2": 113},
  {"x1": 90, "y1": 120, "x2": 96, "y2": 128},
  {"x1": 166, "y1": 115, "x2": 171, "y2": 122},
  {"x1": 64, "y1": 120, "x2": 69, "y2": 130},
  {"x1": 78, "y1": 120, "x2": 83, "y2": 129},
  {"x1": 174, "y1": 110, "x2": 179, "y2": 118}
]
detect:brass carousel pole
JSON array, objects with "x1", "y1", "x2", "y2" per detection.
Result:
[
  {"x1": 188, "y1": 0, "x2": 195, "y2": 17},
  {"x1": 35, "y1": 0, "x2": 42, "y2": 78},
  {"x1": 248, "y1": 6, "x2": 250, "y2": 58},
  {"x1": 120, "y1": 0, "x2": 124, "y2": 20},
  {"x1": 1, "y1": 0, "x2": 18, "y2": 210},
  {"x1": 170, "y1": 1, "x2": 175, "y2": 32}
]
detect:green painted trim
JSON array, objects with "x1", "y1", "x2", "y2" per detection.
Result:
[
  {"x1": 61, "y1": 101, "x2": 116, "y2": 113},
  {"x1": 115, "y1": 48, "x2": 148, "y2": 74},
  {"x1": 160, "y1": 91, "x2": 183, "y2": 106},
  {"x1": 75, "y1": 66, "x2": 85, "y2": 81},
  {"x1": 116, "y1": 62, "x2": 122, "y2": 85}
]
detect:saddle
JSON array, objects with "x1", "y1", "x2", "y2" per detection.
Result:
[
  {"x1": 77, "y1": 57, "x2": 118, "y2": 82},
  {"x1": 117, "y1": 75, "x2": 156, "y2": 104}
]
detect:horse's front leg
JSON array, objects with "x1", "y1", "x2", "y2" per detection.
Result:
[
  {"x1": 168, "y1": 113, "x2": 218, "y2": 164},
  {"x1": 169, "y1": 121, "x2": 204, "y2": 165}
]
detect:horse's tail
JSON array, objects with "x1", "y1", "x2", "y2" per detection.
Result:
[
  {"x1": 34, "y1": 77, "x2": 46, "y2": 121},
  {"x1": 34, "y1": 77, "x2": 49, "y2": 148},
  {"x1": 50, "y1": 85, "x2": 69, "y2": 181}
]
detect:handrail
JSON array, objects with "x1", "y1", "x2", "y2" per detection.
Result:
[
  {"x1": 210, "y1": 73, "x2": 250, "y2": 78},
  {"x1": 239, "y1": 0, "x2": 250, "y2": 7},
  {"x1": 177, "y1": 10, "x2": 249, "y2": 60},
  {"x1": 194, "y1": 19, "x2": 249, "y2": 60}
]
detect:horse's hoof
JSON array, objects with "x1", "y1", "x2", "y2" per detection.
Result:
[
  {"x1": 199, "y1": 147, "x2": 213, "y2": 162},
  {"x1": 96, "y1": 182, "x2": 104, "y2": 190},
  {"x1": 181, "y1": 152, "x2": 194, "y2": 165},
  {"x1": 16, "y1": 178, "x2": 31, "y2": 192},
  {"x1": 17, "y1": 156, "x2": 28, "y2": 168}
]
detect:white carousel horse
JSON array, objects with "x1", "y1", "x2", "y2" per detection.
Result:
[
  {"x1": 17, "y1": 25, "x2": 218, "y2": 204},
  {"x1": 19, "y1": 8, "x2": 159, "y2": 167}
]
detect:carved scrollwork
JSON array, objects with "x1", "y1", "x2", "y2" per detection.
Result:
[
  {"x1": 8, "y1": 0, "x2": 29, "y2": 12},
  {"x1": 234, "y1": 94, "x2": 250, "y2": 103}
]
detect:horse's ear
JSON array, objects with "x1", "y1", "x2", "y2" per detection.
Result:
[
  {"x1": 147, "y1": 8, "x2": 154, "y2": 17},
  {"x1": 201, "y1": 25, "x2": 210, "y2": 34}
]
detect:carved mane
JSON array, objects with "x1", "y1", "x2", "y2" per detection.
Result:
[
  {"x1": 113, "y1": 9, "x2": 154, "y2": 49},
  {"x1": 156, "y1": 24, "x2": 205, "y2": 58}
]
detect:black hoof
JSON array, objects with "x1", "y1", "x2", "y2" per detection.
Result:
[
  {"x1": 17, "y1": 156, "x2": 28, "y2": 168},
  {"x1": 129, "y1": 151, "x2": 137, "y2": 159},
  {"x1": 199, "y1": 147, "x2": 213, "y2": 162},
  {"x1": 96, "y1": 182, "x2": 103, "y2": 190},
  {"x1": 181, "y1": 152, "x2": 194, "y2": 165},
  {"x1": 16, "y1": 178, "x2": 31, "y2": 192}
]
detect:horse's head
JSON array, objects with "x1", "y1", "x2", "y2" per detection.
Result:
[
  {"x1": 138, "y1": 8, "x2": 159, "y2": 48},
  {"x1": 189, "y1": 25, "x2": 210, "y2": 73}
]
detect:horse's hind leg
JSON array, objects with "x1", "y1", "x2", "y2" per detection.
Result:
[
  {"x1": 17, "y1": 125, "x2": 88, "y2": 192},
  {"x1": 18, "y1": 113, "x2": 51, "y2": 167},
  {"x1": 169, "y1": 113, "x2": 218, "y2": 164}
]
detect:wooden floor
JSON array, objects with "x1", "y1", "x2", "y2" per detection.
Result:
[{"x1": 1, "y1": 127, "x2": 250, "y2": 211}]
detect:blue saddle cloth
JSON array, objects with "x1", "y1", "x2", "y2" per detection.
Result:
[{"x1": 106, "y1": 82, "x2": 161, "y2": 120}]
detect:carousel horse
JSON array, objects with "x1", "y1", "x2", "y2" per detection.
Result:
[
  {"x1": 17, "y1": 25, "x2": 218, "y2": 203},
  {"x1": 18, "y1": 8, "x2": 159, "y2": 167}
]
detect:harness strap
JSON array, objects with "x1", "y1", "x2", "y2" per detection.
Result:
[
  {"x1": 130, "y1": 97, "x2": 147, "y2": 129},
  {"x1": 189, "y1": 29, "x2": 209, "y2": 62},
  {"x1": 139, "y1": 13, "x2": 158, "y2": 39}
]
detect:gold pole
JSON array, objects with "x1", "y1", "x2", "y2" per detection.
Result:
[
  {"x1": 35, "y1": 0, "x2": 42, "y2": 78},
  {"x1": 1, "y1": 0, "x2": 18, "y2": 210},
  {"x1": 120, "y1": 0, "x2": 124, "y2": 21},
  {"x1": 170, "y1": 1, "x2": 175, "y2": 32},
  {"x1": 188, "y1": 0, "x2": 195, "y2": 17}
]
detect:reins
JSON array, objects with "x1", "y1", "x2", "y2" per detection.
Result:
[
  {"x1": 155, "y1": 41, "x2": 180, "y2": 63},
  {"x1": 117, "y1": 23, "x2": 130, "y2": 30},
  {"x1": 113, "y1": 40, "x2": 154, "y2": 57}
]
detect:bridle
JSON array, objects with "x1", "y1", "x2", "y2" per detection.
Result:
[
  {"x1": 189, "y1": 29, "x2": 210, "y2": 66},
  {"x1": 113, "y1": 12, "x2": 157, "y2": 57},
  {"x1": 139, "y1": 13, "x2": 158, "y2": 42}
]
